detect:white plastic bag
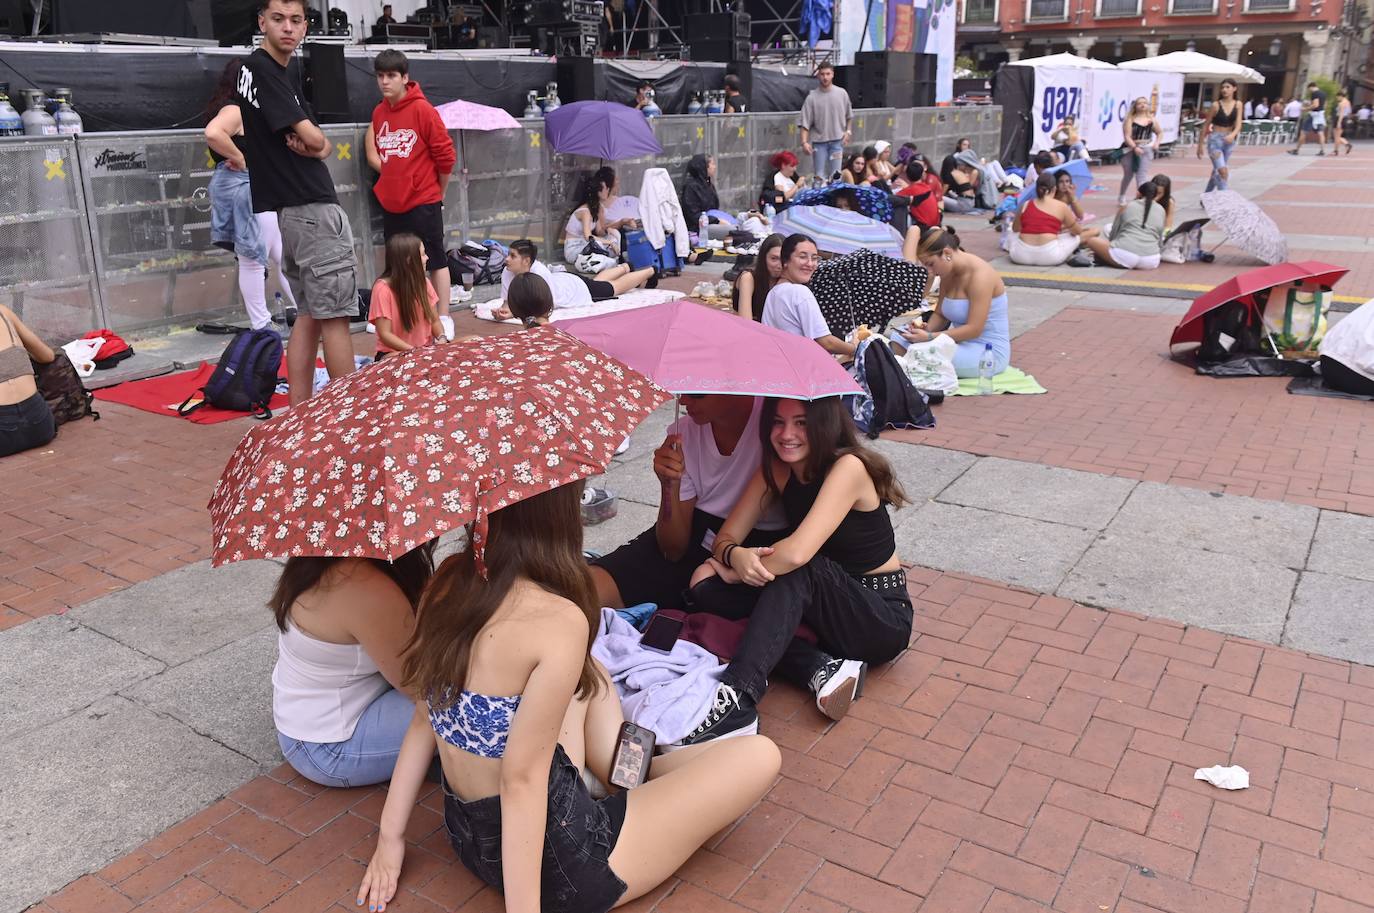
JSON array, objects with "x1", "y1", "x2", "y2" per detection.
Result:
[
  {"x1": 61, "y1": 338, "x2": 103, "y2": 377},
  {"x1": 900, "y1": 333, "x2": 959, "y2": 395}
]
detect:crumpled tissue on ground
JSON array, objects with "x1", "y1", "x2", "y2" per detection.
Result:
[{"x1": 1194, "y1": 764, "x2": 1249, "y2": 790}]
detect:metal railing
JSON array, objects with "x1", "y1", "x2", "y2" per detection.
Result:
[{"x1": 0, "y1": 105, "x2": 1001, "y2": 341}]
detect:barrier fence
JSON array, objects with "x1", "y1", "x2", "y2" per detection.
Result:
[{"x1": 1, "y1": 106, "x2": 1001, "y2": 341}]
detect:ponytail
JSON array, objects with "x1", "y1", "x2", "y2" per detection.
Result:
[{"x1": 1138, "y1": 179, "x2": 1159, "y2": 227}]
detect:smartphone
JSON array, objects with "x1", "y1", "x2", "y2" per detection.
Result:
[
  {"x1": 639, "y1": 613, "x2": 684, "y2": 654},
  {"x1": 609, "y1": 721, "x2": 655, "y2": 789}
]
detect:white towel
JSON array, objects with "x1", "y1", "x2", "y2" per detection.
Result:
[
  {"x1": 638, "y1": 167, "x2": 691, "y2": 258},
  {"x1": 592, "y1": 608, "x2": 723, "y2": 745}
]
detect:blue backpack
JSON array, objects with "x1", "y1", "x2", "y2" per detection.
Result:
[{"x1": 178, "y1": 328, "x2": 283, "y2": 420}]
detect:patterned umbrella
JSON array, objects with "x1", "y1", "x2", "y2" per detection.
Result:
[
  {"x1": 789, "y1": 183, "x2": 894, "y2": 223},
  {"x1": 772, "y1": 204, "x2": 905, "y2": 258},
  {"x1": 208, "y1": 327, "x2": 669, "y2": 568},
  {"x1": 808, "y1": 249, "x2": 929, "y2": 339},
  {"x1": 1200, "y1": 190, "x2": 1288, "y2": 266}
]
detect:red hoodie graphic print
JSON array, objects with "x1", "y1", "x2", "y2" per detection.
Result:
[{"x1": 370, "y1": 81, "x2": 457, "y2": 213}]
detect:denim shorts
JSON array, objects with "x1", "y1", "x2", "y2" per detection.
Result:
[
  {"x1": 0, "y1": 391, "x2": 56, "y2": 458},
  {"x1": 442, "y1": 744, "x2": 628, "y2": 913}
]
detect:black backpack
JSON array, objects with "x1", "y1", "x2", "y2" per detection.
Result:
[
  {"x1": 31, "y1": 352, "x2": 99, "y2": 426},
  {"x1": 849, "y1": 337, "x2": 935, "y2": 438},
  {"x1": 178, "y1": 328, "x2": 283, "y2": 420}
]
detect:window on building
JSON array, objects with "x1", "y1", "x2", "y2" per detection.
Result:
[
  {"x1": 963, "y1": 0, "x2": 998, "y2": 23},
  {"x1": 1244, "y1": 0, "x2": 1294, "y2": 10},
  {"x1": 1027, "y1": 0, "x2": 1069, "y2": 20},
  {"x1": 1168, "y1": 0, "x2": 1217, "y2": 12},
  {"x1": 1098, "y1": 0, "x2": 1142, "y2": 15}
]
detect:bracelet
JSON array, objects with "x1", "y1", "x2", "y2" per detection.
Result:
[
  {"x1": 722, "y1": 544, "x2": 739, "y2": 567},
  {"x1": 713, "y1": 537, "x2": 737, "y2": 564}
]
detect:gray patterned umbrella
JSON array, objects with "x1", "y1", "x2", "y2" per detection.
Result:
[{"x1": 1200, "y1": 190, "x2": 1288, "y2": 266}]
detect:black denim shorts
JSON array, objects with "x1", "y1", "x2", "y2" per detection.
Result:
[{"x1": 442, "y1": 744, "x2": 628, "y2": 913}]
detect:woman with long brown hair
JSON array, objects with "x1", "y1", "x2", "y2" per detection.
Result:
[
  {"x1": 1198, "y1": 78, "x2": 1243, "y2": 192},
  {"x1": 732, "y1": 232, "x2": 784, "y2": 321},
  {"x1": 370, "y1": 232, "x2": 445, "y2": 359},
  {"x1": 270, "y1": 542, "x2": 435, "y2": 788},
  {"x1": 356, "y1": 481, "x2": 780, "y2": 913},
  {"x1": 1120, "y1": 96, "x2": 1161, "y2": 205},
  {"x1": 674, "y1": 395, "x2": 914, "y2": 745}
]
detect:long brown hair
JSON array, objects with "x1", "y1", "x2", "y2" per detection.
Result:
[
  {"x1": 403, "y1": 481, "x2": 604, "y2": 707},
  {"x1": 380, "y1": 232, "x2": 432, "y2": 333},
  {"x1": 269, "y1": 541, "x2": 437, "y2": 632},
  {"x1": 759, "y1": 397, "x2": 908, "y2": 508},
  {"x1": 744, "y1": 233, "x2": 784, "y2": 322}
]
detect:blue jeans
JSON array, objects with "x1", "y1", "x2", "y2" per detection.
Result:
[
  {"x1": 1205, "y1": 134, "x2": 1234, "y2": 192},
  {"x1": 811, "y1": 139, "x2": 844, "y2": 179},
  {"x1": 277, "y1": 688, "x2": 415, "y2": 787}
]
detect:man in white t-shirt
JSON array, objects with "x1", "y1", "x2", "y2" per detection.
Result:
[
  {"x1": 590, "y1": 395, "x2": 787, "y2": 609},
  {"x1": 762, "y1": 281, "x2": 855, "y2": 357},
  {"x1": 494, "y1": 239, "x2": 656, "y2": 319},
  {"x1": 1283, "y1": 97, "x2": 1304, "y2": 120}
]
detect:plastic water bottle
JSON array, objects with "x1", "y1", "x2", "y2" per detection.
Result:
[
  {"x1": 977, "y1": 343, "x2": 996, "y2": 395},
  {"x1": 698, "y1": 212, "x2": 709, "y2": 243},
  {"x1": 0, "y1": 84, "x2": 22, "y2": 137},
  {"x1": 764, "y1": 202, "x2": 776, "y2": 220}
]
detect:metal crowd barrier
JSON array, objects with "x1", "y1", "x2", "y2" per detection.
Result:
[{"x1": 0, "y1": 106, "x2": 1001, "y2": 341}]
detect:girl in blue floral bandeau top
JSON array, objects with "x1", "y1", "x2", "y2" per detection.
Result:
[{"x1": 355, "y1": 480, "x2": 781, "y2": 913}]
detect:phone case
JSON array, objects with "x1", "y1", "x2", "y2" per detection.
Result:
[{"x1": 608, "y1": 721, "x2": 655, "y2": 790}]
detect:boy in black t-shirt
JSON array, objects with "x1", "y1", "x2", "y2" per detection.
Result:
[
  {"x1": 237, "y1": 0, "x2": 359, "y2": 405},
  {"x1": 1290, "y1": 82, "x2": 1328, "y2": 157}
]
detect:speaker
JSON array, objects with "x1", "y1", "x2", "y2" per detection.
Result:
[
  {"x1": 0, "y1": 0, "x2": 26, "y2": 35},
  {"x1": 914, "y1": 81, "x2": 935, "y2": 107},
  {"x1": 685, "y1": 12, "x2": 749, "y2": 42},
  {"x1": 692, "y1": 39, "x2": 749, "y2": 62},
  {"x1": 557, "y1": 55, "x2": 606, "y2": 102},
  {"x1": 914, "y1": 53, "x2": 937, "y2": 83},
  {"x1": 302, "y1": 43, "x2": 351, "y2": 123}
]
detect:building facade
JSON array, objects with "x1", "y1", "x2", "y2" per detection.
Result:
[{"x1": 959, "y1": 0, "x2": 1372, "y2": 103}]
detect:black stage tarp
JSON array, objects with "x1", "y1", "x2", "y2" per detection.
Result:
[{"x1": 0, "y1": 45, "x2": 815, "y2": 131}]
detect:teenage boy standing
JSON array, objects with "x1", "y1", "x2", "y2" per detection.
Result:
[
  {"x1": 365, "y1": 49, "x2": 457, "y2": 320},
  {"x1": 237, "y1": 0, "x2": 358, "y2": 405},
  {"x1": 799, "y1": 62, "x2": 852, "y2": 180},
  {"x1": 1290, "y1": 82, "x2": 1328, "y2": 156}
]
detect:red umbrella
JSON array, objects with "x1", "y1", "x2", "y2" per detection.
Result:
[
  {"x1": 208, "y1": 326, "x2": 669, "y2": 570},
  {"x1": 1170, "y1": 261, "x2": 1349, "y2": 348}
]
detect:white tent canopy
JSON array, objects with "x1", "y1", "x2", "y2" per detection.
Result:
[
  {"x1": 1117, "y1": 50, "x2": 1263, "y2": 84},
  {"x1": 1008, "y1": 52, "x2": 1117, "y2": 70}
]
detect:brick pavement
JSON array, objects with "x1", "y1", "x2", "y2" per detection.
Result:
[
  {"x1": 28, "y1": 567, "x2": 1374, "y2": 913},
  {"x1": 887, "y1": 306, "x2": 1374, "y2": 515}
]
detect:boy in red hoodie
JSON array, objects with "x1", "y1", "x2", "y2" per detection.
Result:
[{"x1": 366, "y1": 49, "x2": 457, "y2": 318}]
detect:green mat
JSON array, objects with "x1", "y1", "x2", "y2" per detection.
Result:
[{"x1": 951, "y1": 366, "x2": 1047, "y2": 396}]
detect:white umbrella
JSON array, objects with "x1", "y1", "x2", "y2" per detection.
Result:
[
  {"x1": 1008, "y1": 52, "x2": 1117, "y2": 69},
  {"x1": 1118, "y1": 50, "x2": 1263, "y2": 84}
]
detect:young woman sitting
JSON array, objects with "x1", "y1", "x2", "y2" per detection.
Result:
[
  {"x1": 1053, "y1": 169, "x2": 1092, "y2": 224},
  {"x1": 840, "y1": 152, "x2": 870, "y2": 186},
  {"x1": 893, "y1": 227, "x2": 1010, "y2": 377},
  {"x1": 355, "y1": 481, "x2": 781, "y2": 913},
  {"x1": 939, "y1": 155, "x2": 979, "y2": 213},
  {"x1": 371, "y1": 232, "x2": 447, "y2": 360},
  {"x1": 766, "y1": 150, "x2": 806, "y2": 209},
  {"x1": 869, "y1": 140, "x2": 895, "y2": 182},
  {"x1": 1008, "y1": 173, "x2": 1093, "y2": 267},
  {"x1": 507, "y1": 272, "x2": 556, "y2": 328},
  {"x1": 1082, "y1": 179, "x2": 1166, "y2": 271},
  {"x1": 1050, "y1": 116, "x2": 1089, "y2": 161},
  {"x1": 682, "y1": 154, "x2": 729, "y2": 241},
  {"x1": 761, "y1": 234, "x2": 855, "y2": 358},
  {"x1": 733, "y1": 233, "x2": 784, "y2": 322},
  {"x1": 272, "y1": 542, "x2": 435, "y2": 788},
  {"x1": 672, "y1": 396, "x2": 914, "y2": 744},
  {"x1": 0, "y1": 303, "x2": 56, "y2": 459},
  {"x1": 564, "y1": 167, "x2": 624, "y2": 273}
]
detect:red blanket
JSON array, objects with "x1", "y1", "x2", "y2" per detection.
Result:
[{"x1": 93, "y1": 360, "x2": 289, "y2": 425}]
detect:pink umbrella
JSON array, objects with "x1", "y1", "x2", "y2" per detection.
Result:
[
  {"x1": 434, "y1": 99, "x2": 521, "y2": 132},
  {"x1": 558, "y1": 299, "x2": 862, "y2": 400}
]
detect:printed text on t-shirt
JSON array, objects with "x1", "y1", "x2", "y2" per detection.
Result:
[{"x1": 376, "y1": 121, "x2": 418, "y2": 160}]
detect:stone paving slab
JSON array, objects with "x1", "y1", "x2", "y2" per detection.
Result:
[
  {"x1": 1306, "y1": 511, "x2": 1374, "y2": 583},
  {"x1": 1058, "y1": 532, "x2": 1297, "y2": 641},
  {"x1": 69, "y1": 559, "x2": 283, "y2": 666},
  {"x1": 28, "y1": 568, "x2": 1374, "y2": 913},
  {"x1": 0, "y1": 615, "x2": 163, "y2": 738},
  {"x1": 937, "y1": 457, "x2": 1137, "y2": 530},
  {"x1": 125, "y1": 625, "x2": 281, "y2": 767},
  {"x1": 1106, "y1": 481, "x2": 1319, "y2": 570},
  {"x1": 894, "y1": 501, "x2": 1096, "y2": 593},
  {"x1": 2, "y1": 696, "x2": 258, "y2": 913},
  {"x1": 1282, "y1": 572, "x2": 1374, "y2": 663}
]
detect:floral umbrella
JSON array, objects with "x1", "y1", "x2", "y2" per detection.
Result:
[{"x1": 208, "y1": 326, "x2": 669, "y2": 569}]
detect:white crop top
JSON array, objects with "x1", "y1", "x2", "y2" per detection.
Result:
[{"x1": 272, "y1": 623, "x2": 392, "y2": 743}]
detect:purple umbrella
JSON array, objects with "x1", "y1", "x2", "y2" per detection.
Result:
[{"x1": 545, "y1": 101, "x2": 663, "y2": 160}]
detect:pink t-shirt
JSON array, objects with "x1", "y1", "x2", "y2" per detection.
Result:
[{"x1": 371, "y1": 277, "x2": 438, "y2": 353}]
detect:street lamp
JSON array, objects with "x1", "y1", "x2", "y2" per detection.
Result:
[
  {"x1": 1269, "y1": 37, "x2": 1282, "y2": 56},
  {"x1": 1114, "y1": 37, "x2": 1124, "y2": 56}
]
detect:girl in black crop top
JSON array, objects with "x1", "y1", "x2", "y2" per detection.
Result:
[
  {"x1": 672, "y1": 396, "x2": 916, "y2": 747},
  {"x1": 1119, "y1": 97, "x2": 1161, "y2": 206},
  {"x1": 1199, "y1": 78, "x2": 1243, "y2": 193}
]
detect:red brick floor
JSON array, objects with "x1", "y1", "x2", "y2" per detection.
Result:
[
  {"x1": 887, "y1": 306, "x2": 1374, "y2": 515},
  {"x1": 29, "y1": 568, "x2": 1374, "y2": 913}
]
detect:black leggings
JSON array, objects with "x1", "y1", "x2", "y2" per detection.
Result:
[
  {"x1": 0, "y1": 391, "x2": 56, "y2": 458},
  {"x1": 576, "y1": 274, "x2": 616, "y2": 301},
  {"x1": 687, "y1": 556, "x2": 913, "y2": 702},
  {"x1": 1321, "y1": 355, "x2": 1374, "y2": 396}
]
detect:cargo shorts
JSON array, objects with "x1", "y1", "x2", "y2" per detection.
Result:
[{"x1": 279, "y1": 201, "x2": 359, "y2": 320}]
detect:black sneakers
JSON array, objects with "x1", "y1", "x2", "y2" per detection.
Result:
[
  {"x1": 810, "y1": 658, "x2": 867, "y2": 721},
  {"x1": 668, "y1": 683, "x2": 758, "y2": 750}
]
